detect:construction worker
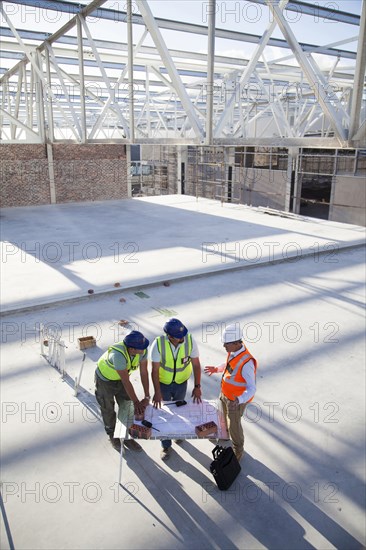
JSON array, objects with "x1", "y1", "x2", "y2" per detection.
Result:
[
  {"x1": 151, "y1": 318, "x2": 202, "y2": 460},
  {"x1": 95, "y1": 330, "x2": 150, "y2": 453},
  {"x1": 204, "y1": 323, "x2": 257, "y2": 462}
]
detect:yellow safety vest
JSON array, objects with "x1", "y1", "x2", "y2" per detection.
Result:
[
  {"x1": 157, "y1": 334, "x2": 193, "y2": 384},
  {"x1": 97, "y1": 342, "x2": 141, "y2": 381}
]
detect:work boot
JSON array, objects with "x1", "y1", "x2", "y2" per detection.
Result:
[
  {"x1": 124, "y1": 439, "x2": 143, "y2": 452},
  {"x1": 174, "y1": 439, "x2": 184, "y2": 445},
  {"x1": 160, "y1": 447, "x2": 172, "y2": 461},
  {"x1": 109, "y1": 437, "x2": 121, "y2": 452}
]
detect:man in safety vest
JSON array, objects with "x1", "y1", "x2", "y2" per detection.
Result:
[
  {"x1": 95, "y1": 330, "x2": 150, "y2": 453},
  {"x1": 150, "y1": 318, "x2": 202, "y2": 460},
  {"x1": 204, "y1": 323, "x2": 257, "y2": 462}
]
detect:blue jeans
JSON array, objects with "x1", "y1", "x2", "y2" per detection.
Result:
[{"x1": 160, "y1": 381, "x2": 187, "y2": 449}]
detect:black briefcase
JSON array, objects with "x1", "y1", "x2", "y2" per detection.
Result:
[{"x1": 210, "y1": 445, "x2": 241, "y2": 490}]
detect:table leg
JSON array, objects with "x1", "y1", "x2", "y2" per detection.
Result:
[{"x1": 118, "y1": 438, "x2": 124, "y2": 486}]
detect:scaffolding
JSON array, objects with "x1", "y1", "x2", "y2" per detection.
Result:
[{"x1": 131, "y1": 145, "x2": 178, "y2": 197}]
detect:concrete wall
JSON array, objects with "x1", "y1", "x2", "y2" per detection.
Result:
[
  {"x1": 0, "y1": 144, "x2": 128, "y2": 207},
  {"x1": 330, "y1": 175, "x2": 366, "y2": 226},
  {"x1": 239, "y1": 167, "x2": 288, "y2": 211}
]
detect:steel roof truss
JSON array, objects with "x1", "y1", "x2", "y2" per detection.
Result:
[
  {"x1": 135, "y1": 0, "x2": 204, "y2": 140},
  {"x1": 266, "y1": 0, "x2": 347, "y2": 143},
  {"x1": 76, "y1": 15, "x2": 86, "y2": 143},
  {"x1": 89, "y1": 28, "x2": 148, "y2": 139},
  {"x1": 0, "y1": 106, "x2": 39, "y2": 139},
  {"x1": 79, "y1": 14, "x2": 130, "y2": 138},
  {"x1": 2, "y1": 6, "x2": 82, "y2": 140},
  {"x1": 45, "y1": 43, "x2": 83, "y2": 139},
  {"x1": 349, "y1": 1, "x2": 366, "y2": 141},
  {"x1": 52, "y1": 65, "x2": 126, "y2": 140},
  {"x1": 259, "y1": 56, "x2": 295, "y2": 138},
  {"x1": 149, "y1": 65, "x2": 195, "y2": 139},
  {"x1": 214, "y1": 0, "x2": 289, "y2": 138},
  {"x1": 306, "y1": 54, "x2": 349, "y2": 124}
]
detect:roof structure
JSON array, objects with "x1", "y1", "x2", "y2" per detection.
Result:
[{"x1": 1, "y1": 0, "x2": 365, "y2": 146}]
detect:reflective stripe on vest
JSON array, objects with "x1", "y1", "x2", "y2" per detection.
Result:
[
  {"x1": 221, "y1": 349, "x2": 257, "y2": 401},
  {"x1": 97, "y1": 342, "x2": 141, "y2": 381},
  {"x1": 157, "y1": 334, "x2": 193, "y2": 384}
]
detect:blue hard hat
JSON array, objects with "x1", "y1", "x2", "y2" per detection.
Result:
[
  {"x1": 163, "y1": 318, "x2": 188, "y2": 339},
  {"x1": 123, "y1": 330, "x2": 149, "y2": 350}
]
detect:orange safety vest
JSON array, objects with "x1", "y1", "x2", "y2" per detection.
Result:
[{"x1": 221, "y1": 347, "x2": 257, "y2": 402}]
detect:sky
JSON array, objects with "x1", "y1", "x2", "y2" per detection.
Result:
[{"x1": 2, "y1": 0, "x2": 362, "y2": 42}]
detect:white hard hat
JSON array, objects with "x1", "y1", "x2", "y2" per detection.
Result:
[{"x1": 222, "y1": 323, "x2": 242, "y2": 343}]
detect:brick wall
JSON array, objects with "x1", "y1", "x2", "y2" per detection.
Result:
[
  {"x1": 0, "y1": 144, "x2": 50, "y2": 207},
  {"x1": 0, "y1": 144, "x2": 128, "y2": 207}
]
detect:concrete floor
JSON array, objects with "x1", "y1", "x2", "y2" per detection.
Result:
[{"x1": 1, "y1": 195, "x2": 365, "y2": 550}]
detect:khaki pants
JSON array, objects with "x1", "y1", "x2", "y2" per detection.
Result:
[{"x1": 220, "y1": 392, "x2": 247, "y2": 455}]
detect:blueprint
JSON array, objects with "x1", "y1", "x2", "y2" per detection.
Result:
[{"x1": 115, "y1": 399, "x2": 228, "y2": 440}]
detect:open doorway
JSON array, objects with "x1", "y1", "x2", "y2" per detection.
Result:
[{"x1": 299, "y1": 174, "x2": 332, "y2": 220}]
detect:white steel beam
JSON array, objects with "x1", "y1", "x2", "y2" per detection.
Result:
[
  {"x1": 45, "y1": 43, "x2": 83, "y2": 139},
  {"x1": 352, "y1": 120, "x2": 366, "y2": 142},
  {"x1": 127, "y1": 0, "x2": 135, "y2": 142},
  {"x1": 11, "y1": 69, "x2": 22, "y2": 139},
  {"x1": 44, "y1": 47, "x2": 54, "y2": 142},
  {"x1": 0, "y1": 0, "x2": 362, "y2": 146},
  {"x1": 80, "y1": 16, "x2": 130, "y2": 137},
  {"x1": 8, "y1": 0, "x2": 359, "y2": 25},
  {"x1": 214, "y1": 0, "x2": 289, "y2": 138},
  {"x1": 145, "y1": 69, "x2": 151, "y2": 135},
  {"x1": 77, "y1": 15, "x2": 86, "y2": 143},
  {"x1": 306, "y1": 54, "x2": 349, "y2": 124},
  {"x1": 349, "y1": 0, "x2": 366, "y2": 141},
  {"x1": 266, "y1": 0, "x2": 347, "y2": 143},
  {"x1": 148, "y1": 67, "x2": 194, "y2": 138},
  {"x1": 89, "y1": 30, "x2": 148, "y2": 139},
  {"x1": 35, "y1": 52, "x2": 45, "y2": 142},
  {"x1": 1, "y1": 5, "x2": 80, "y2": 140},
  {"x1": 268, "y1": 36, "x2": 359, "y2": 66},
  {"x1": 135, "y1": 0, "x2": 204, "y2": 140},
  {"x1": 205, "y1": 0, "x2": 216, "y2": 145},
  {"x1": 0, "y1": 106, "x2": 40, "y2": 138},
  {"x1": 259, "y1": 56, "x2": 295, "y2": 137}
]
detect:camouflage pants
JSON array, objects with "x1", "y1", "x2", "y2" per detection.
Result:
[{"x1": 95, "y1": 373, "x2": 130, "y2": 437}]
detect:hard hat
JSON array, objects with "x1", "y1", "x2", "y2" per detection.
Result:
[
  {"x1": 123, "y1": 330, "x2": 149, "y2": 350},
  {"x1": 163, "y1": 318, "x2": 188, "y2": 339},
  {"x1": 222, "y1": 323, "x2": 242, "y2": 343}
]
